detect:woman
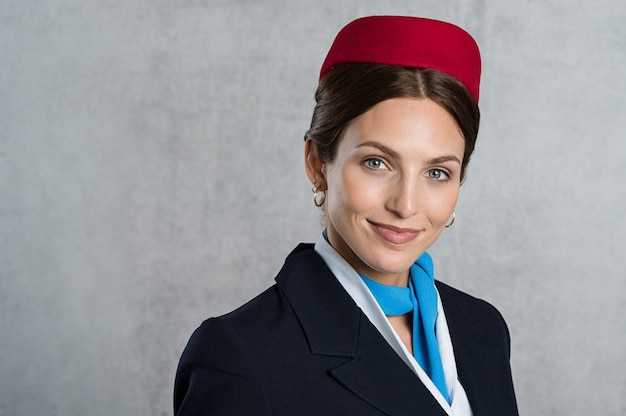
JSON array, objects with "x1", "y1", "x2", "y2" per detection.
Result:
[{"x1": 174, "y1": 16, "x2": 519, "y2": 416}]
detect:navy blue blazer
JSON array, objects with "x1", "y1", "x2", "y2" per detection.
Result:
[{"x1": 174, "y1": 244, "x2": 518, "y2": 415}]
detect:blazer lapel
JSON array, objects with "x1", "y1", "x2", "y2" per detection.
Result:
[
  {"x1": 276, "y1": 244, "x2": 448, "y2": 416},
  {"x1": 437, "y1": 281, "x2": 518, "y2": 416},
  {"x1": 330, "y1": 314, "x2": 449, "y2": 416}
]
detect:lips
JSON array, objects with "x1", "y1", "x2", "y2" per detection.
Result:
[{"x1": 369, "y1": 221, "x2": 421, "y2": 244}]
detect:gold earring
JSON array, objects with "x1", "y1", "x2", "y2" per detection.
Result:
[
  {"x1": 445, "y1": 210, "x2": 456, "y2": 228},
  {"x1": 312, "y1": 186, "x2": 326, "y2": 207}
]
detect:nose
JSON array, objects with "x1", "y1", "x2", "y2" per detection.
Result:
[{"x1": 385, "y1": 174, "x2": 420, "y2": 218}]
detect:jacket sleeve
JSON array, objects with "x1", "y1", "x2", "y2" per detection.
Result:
[{"x1": 174, "y1": 318, "x2": 272, "y2": 416}]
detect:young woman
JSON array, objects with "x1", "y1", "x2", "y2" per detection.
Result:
[{"x1": 175, "y1": 16, "x2": 519, "y2": 416}]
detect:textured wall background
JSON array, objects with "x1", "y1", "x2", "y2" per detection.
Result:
[{"x1": 1, "y1": 1, "x2": 625, "y2": 415}]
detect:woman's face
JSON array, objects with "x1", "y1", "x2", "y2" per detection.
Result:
[{"x1": 306, "y1": 98, "x2": 464, "y2": 286}]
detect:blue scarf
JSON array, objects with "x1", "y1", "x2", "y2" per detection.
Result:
[{"x1": 359, "y1": 252, "x2": 449, "y2": 403}]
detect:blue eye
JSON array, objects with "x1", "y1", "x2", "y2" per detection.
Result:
[
  {"x1": 364, "y1": 158, "x2": 387, "y2": 170},
  {"x1": 427, "y1": 169, "x2": 450, "y2": 180}
]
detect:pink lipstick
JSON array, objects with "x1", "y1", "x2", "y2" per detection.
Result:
[{"x1": 369, "y1": 221, "x2": 420, "y2": 244}]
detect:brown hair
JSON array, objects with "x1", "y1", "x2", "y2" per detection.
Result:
[{"x1": 304, "y1": 64, "x2": 480, "y2": 180}]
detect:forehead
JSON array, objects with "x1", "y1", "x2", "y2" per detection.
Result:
[{"x1": 340, "y1": 98, "x2": 465, "y2": 157}]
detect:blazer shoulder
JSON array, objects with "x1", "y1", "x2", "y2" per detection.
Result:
[
  {"x1": 174, "y1": 316, "x2": 274, "y2": 415},
  {"x1": 436, "y1": 280, "x2": 508, "y2": 322},
  {"x1": 174, "y1": 282, "x2": 291, "y2": 416},
  {"x1": 436, "y1": 280, "x2": 512, "y2": 352}
]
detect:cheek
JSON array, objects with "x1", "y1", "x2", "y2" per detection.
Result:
[
  {"x1": 326, "y1": 168, "x2": 378, "y2": 216},
  {"x1": 428, "y1": 187, "x2": 460, "y2": 223}
]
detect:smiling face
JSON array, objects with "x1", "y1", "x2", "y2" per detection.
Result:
[{"x1": 305, "y1": 97, "x2": 465, "y2": 286}]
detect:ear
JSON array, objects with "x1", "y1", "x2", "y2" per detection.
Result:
[{"x1": 304, "y1": 139, "x2": 326, "y2": 190}]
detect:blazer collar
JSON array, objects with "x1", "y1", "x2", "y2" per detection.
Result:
[
  {"x1": 275, "y1": 243, "x2": 360, "y2": 357},
  {"x1": 276, "y1": 244, "x2": 448, "y2": 416}
]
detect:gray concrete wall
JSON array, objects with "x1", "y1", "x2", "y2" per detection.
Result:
[{"x1": 1, "y1": 1, "x2": 625, "y2": 415}]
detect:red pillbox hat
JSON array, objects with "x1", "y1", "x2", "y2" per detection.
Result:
[{"x1": 320, "y1": 16, "x2": 482, "y2": 102}]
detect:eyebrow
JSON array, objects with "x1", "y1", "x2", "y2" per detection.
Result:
[
  {"x1": 357, "y1": 141, "x2": 401, "y2": 159},
  {"x1": 357, "y1": 140, "x2": 462, "y2": 165},
  {"x1": 428, "y1": 155, "x2": 462, "y2": 165}
]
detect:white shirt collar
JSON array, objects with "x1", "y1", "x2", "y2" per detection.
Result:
[{"x1": 314, "y1": 234, "x2": 473, "y2": 416}]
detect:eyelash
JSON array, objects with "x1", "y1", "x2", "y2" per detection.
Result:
[
  {"x1": 427, "y1": 168, "x2": 451, "y2": 181},
  {"x1": 363, "y1": 157, "x2": 388, "y2": 170}
]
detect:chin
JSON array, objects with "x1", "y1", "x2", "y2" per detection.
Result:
[{"x1": 365, "y1": 254, "x2": 418, "y2": 276}]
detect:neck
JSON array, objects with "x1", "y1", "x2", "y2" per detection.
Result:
[{"x1": 362, "y1": 271, "x2": 409, "y2": 287}]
